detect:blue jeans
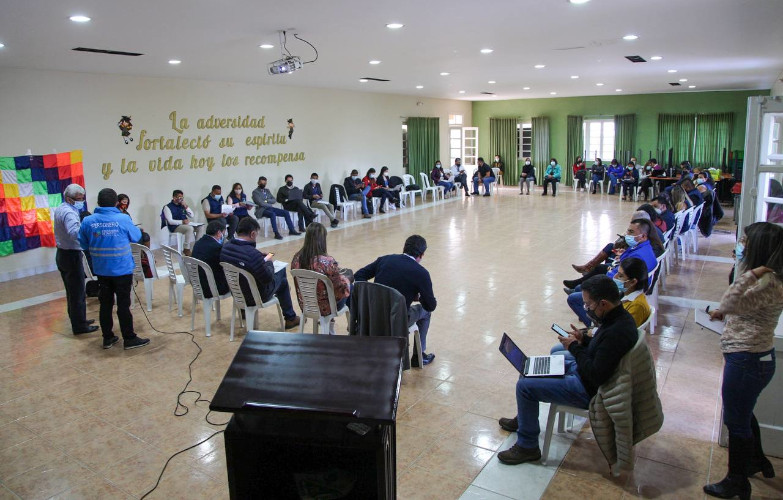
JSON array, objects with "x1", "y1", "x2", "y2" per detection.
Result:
[
  {"x1": 550, "y1": 343, "x2": 575, "y2": 360},
  {"x1": 515, "y1": 358, "x2": 591, "y2": 448},
  {"x1": 608, "y1": 174, "x2": 619, "y2": 194},
  {"x1": 591, "y1": 174, "x2": 603, "y2": 191},
  {"x1": 408, "y1": 304, "x2": 431, "y2": 351},
  {"x1": 472, "y1": 176, "x2": 495, "y2": 194},
  {"x1": 261, "y1": 207, "x2": 297, "y2": 235},
  {"x1": 567, "y1": 288, "x2": 591, "y2": 327},
  {"x1": 722, "y1": 350, "x2": 775, "y2": 439},
  {"x1": 259, "y1": 269, "x2": 297, "y2": 320},
  {"x1": 348, "y1": 191, "x2": 370, "y2": 214},
  {"x1": 437, "y1": 180, "x2": 454, "y2": 193}
]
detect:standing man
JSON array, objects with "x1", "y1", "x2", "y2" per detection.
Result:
[
  {"x1": 251, "y1": 176, "x2": 300, "y2": 240},
  {"x1": 355, "y1": 235, "x2": 437, "y2": 366},
  {"x1": 79, "y1": 188, "x2": 150, "y2": 350},
  {"x1": 303, "y1": 173, "x2": 339, "y2": 228},
  {"x1": 201, "y1": 185, "x2": 239, "y2": 240},
  {"x1": 161, "y1": 189, "x2": 196, "y2": 256},
  {"x1": 451, "y1": 158, "x2": 471, "y2": 196},
  {"x1": 472, "y1": 157, "x2": 495, "y2": 196},
  {"x1": 54, "y1": 184, "x2": 98, "y2": 335},
  {"x1": 277, "y1": 174, "x2": 316, "y2": 233}
]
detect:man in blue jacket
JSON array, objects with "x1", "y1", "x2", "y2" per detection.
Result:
[
  {"x1": 355, "y1": 235, "x2": 438, "y2": 366},
  {"x1": 79, "y1": 188, "x2": 150, "y2": 350}
]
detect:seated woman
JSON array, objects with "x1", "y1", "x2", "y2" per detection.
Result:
[
  {"x1": 606, "y1": 159, "x2": 624, "y2": 194},
  {"x1": 572, "y1": 156, "x2": 587, "y2": 192},
  {"x1": 363, "y1": 168, "x2": 396, "y2": 213},
  {"x1": 291, "y1": 222, "x2": 351, "y2": 335},
  {"x1": 590, "y1": 158, "x2": 606, "y2": 194},
  {"x1": 638, "y1": 160, "x2": 656, "y2": 200},
  {"x1": 636, "y1": 203, "x2": 668, "y2": 234},
  {"x1": 621, "y1": 161, "x2": 639, "y2": 200},
  {"x1": 519, "y1": 157, "x2": 535, "y2": 195},
  {"x1": 431, "y1": 160, "x2": 455, "y2": 196},
  {"x1": 226, "y1": 182, "x2": 250, "y2": 220},
  {"x1": 377, "y1": 166, "x2": 401, "y2": 206}
]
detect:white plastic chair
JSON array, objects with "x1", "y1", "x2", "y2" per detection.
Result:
[
  {"x1": 290, "y1": 269, "x2": 350, "y2": 335},
  {"x1": 419, "y1": 172, "x2": 442, "y2": 202},
  {"x1": 402, "y1": 174, "x2": 424, "y2": 205},
  {"x1": 182, "y1": 256, "x2": 231, "y2": 337},
  {"x1": 130, "y1": 243, "x2": 169, "y2": 311},
  {"x1": 672, "y1": 207, "x2": 692, "y2": 263},
  {"x1": 220, "y1": 262, "x2": 284, "y2": 341},
  {"x1": 490, "y1": 167, "x2": 501, "y2": 193},
  {"x1": 159, "y1": 226, "x2": 184, "y2": 253},
  {"x1": 333, "y1": 185, "x2": 361, "y2": 220},
  {"x1": 81, "y1": 251, "x2": 97, "y2": 287},
  {"x1": 639, "y1": 306, "x2": 656, "y2": 335},
  {"x1": 588, "y1": 172, "x2": 606, "y2": 194},
  {"x1": 687, "y1": 203, "x2": 705, "y2": 253},
  {"x1": 160, "y1": 245, "x2": 188, "y2": 317},
  {"x1": 645, "y1": 261, "x2": 661, "y2": 334}
]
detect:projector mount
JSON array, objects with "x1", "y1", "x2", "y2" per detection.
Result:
[{"x1": 267, "y1": 30, "x2": 318, "y2": 75}]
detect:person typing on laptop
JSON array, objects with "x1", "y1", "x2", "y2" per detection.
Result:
[{"x1": 496, "y1": 275, "x2": 638, "y2": 465}]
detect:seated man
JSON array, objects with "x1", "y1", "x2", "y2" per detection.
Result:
[
  {"x1": 190, "y1": 220, "x2": 229, "y2": 298},
  {"x1": 472, "y1": 157, "x2": 495, "y2": 196},
  {"x1": 220, "y1": 217, "x2": 300, "y2": 329},
  {"x1": 201, "y1": 184, "x2": 239, "y2": 240},
  {"x1": 251, "y1": 176, "x2": 300, "y2": 240},
  {"x1": 355, "y1": 235, "x2": 437, "y2": 366},
  {"x1": 451, "y1": 158, "x2": 471, "y2": 196},
  {"x1": 566, "y1": 219, "x2": 658, "y2": 327},
  {"x1": 161, "y1": 189, "x2": 197, "y2": 256},
  {"x1": 276, "y1": 174, "x2": 316, "y2": 232},
  {"x1": 497, "y1": 275, "x2": 638, "y2": 464},
  {"x1": 303, "y1": 172, "x2": 339, "y2": 228},
  {"x1": 343, "y1": 169, "x2": 372, "y2": 218}
]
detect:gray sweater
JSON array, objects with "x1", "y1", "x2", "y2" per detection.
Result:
[{"x1": 720, "y1": 270, "x2": 783, "y2": 353}]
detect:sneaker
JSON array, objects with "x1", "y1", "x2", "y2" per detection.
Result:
[
  {"x1": 497, "y1": 444, "x2": 542, "y2": 465},
  {"x1": 102, "y1": 336, "x2": 119, "y2": 349},
  {"x1": 284, "y1": 316, "x2": 301, "y2": 329},
  {"x1": 124, "y1": 337, "x2": 150, "y2": 350},
  {"x1": 498, "y1": 416, "x2": 518, "y2": 432},
  {"x1": 422, "y1": 352, "x2": 435, "y2": 365},
  {"x1": 274, "y1": 234, "x2": 284, "y2": 240}
]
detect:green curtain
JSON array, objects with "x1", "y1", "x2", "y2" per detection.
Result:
[
  {"x1": 657, "y1": 114, "x2": 695, "y2": 166},
  {"x1": 407, "y1": 117, "x2": 440, "y2": 180},
  {"x1": 693, "y1": 112, "x2": 734, "y2": 168},
  {"x1": 532, "y1": 116, "x2": 550, "y2": 182},
  {"x1": 614, "y1": 114, "x2": 636, "y2": 164},
  {"x1": 565, "y1": 115, "x2": 583, "y2": 186},
  {"x1": 489, "y1": 117, "x2": 519, "y2": 185}
]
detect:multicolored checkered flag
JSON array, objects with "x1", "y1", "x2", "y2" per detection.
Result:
[{"x1": 0, "y1": 150, "x2": 85, "y2": 256}]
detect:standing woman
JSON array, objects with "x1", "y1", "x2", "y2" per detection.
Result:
[
  {"x1": 703, "y1": 222, "x2": 783, "y2": 499},
  {"x1": 226, "y1": 182, "x2": 250, "y2": 220},
  {"x1": 519, "y1": 157, "x2": 535, "y2": 195}
]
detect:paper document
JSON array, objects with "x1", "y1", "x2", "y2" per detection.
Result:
[
  {"x1": 221, "y1": 204, "x2": 235, "y2": 215},
  {"x1": 695, "y1": 307, "x2": 724, "y2": 335},
  {"x1": 189, "y1": 222, "x2": 205, "y2": 227},
  {"x1": 273, "y1": 260, "x2": 288, "y2": 273}
]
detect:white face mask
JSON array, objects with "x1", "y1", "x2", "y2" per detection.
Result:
[
  {"x1": 550, "y1": 161, "x2": 556, "y2": 166},
  {"x1": 369, "y1": 174, "x2": 375, "y2": 179},
  {"x1": 310, "y1": 179, "x2": 317, "y2": 184},
  {"x1": 525, "y1": 161, "x2": 531, "y2": 165},
  {"x1": 234, "y1": 189, "x2": 241, "y2": 194},
  {"x1": 494, "y1": 157, "x2": 500, "y2": 162}
]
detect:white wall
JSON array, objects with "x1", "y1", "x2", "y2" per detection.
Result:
[
  {"x1": 0, "y1": 68, "x2": 471, "y2": 281},
  {"x1": 772, "y1": 69, "x2": 783, "y2": 96}
]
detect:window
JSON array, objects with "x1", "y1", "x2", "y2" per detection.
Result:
[
  {"x1": 450, "y1": 128, "x2": 462, "y2": 166},
  {"x1": 584, "y1": 118, "x2": 615, "y2": 161},
  {"x1": 448, "y1": 114, "x2": 463, "y2": 126},
  {"x1": 402, "y1": 124, "x2": 408, "y2": 170},
  {"x1": 517, "y1": 123, "x2": 532, "y2": 159}
]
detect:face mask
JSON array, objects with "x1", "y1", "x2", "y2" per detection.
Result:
[
  {"x1": 525, "y1": 161, "x2": 531, "y2": 165},
  {"x1": 213, "y1": 194, "x2": 221, "y2": 200},
  {"x1": 624, "y1": 234, "x2": 639, "y2": 248},
  {"x1": 384, "y1": 173, "x2": 389, "y2": 178},
  {"x1": 695, "y1": 178, "x2": 705, "y2": 185},
  {"x1": 310, "y1": 179, "x2": 317, "y2": 184},
  {"x1": 286, "y1": 181, "x2": 293, "y2": 187},
  {"x1": 613, "y1": 278, "x2": 626, "y2": 293},
  {"x1": 259, "y1": 183, "x2": 267, "y2": 190},
  {"x1": 494, "y1": 157, "x2": 499, "y2": 162},
  {"x1": 369, "y1": 174, "x2": 375, "y2": 179},
  {"x1": 436, "y1": 163, "x2": 441, "y2": 167},
  {"x1": 654, "y1": 207, "x2": 662, "y2": 215},
  {"x1": 735, "y1": 243, "x2": 744, "y2": 260},
  {"x1": 216, "y1": 236, "x2": 224, "y2": 245},
  {"x1": 73, "y1": 200, "x2": 85, "y2": 211},
  {"x1": 234, "y1": 189, "x2": 241, "y2": 195},
  {"x1": 584, "y1": 304, "x2": 602, "y2": 326},
  {"x1": 352, "y1": 176, "x2": 359, "y2": 181},
  {"x1": 550, "y1": 161, "x2": 556, "y2": 166}
]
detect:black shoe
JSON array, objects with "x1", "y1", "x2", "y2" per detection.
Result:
[
  {"x1": 563, "y1": 279, "x2": 580, "y2": 289},
  {"x1": 498, "y1": 416, "x2": 518, "y2": 432},
  {"x1": 542, "y1": 192, "x2": 547, "y2": 196},
  {"x1": 563, "y1": 287, "x2": 575, "y2": 295},
  {"x1": 379, "y1": 209, "x2": 386, "y2": 214},
  {"x1": 274, "y1": 233, "x2": 284, "y2": 240},
  {"x1": 747, "y1": 457, "x2": 775, "y2": 478},
  {"x1": 74, "y1": 325, "x2": 99, "y2": 335},
  {"x1": 422, "y1": 352, "x2": 435, "y2": 365},
  {"x1": 102, "y1": 336, "x2": 119, "y2": 349},
  {"x1": 552, "y1": 193, "x2": 556, "y2": 197},
  {"x1": 289, "y1": 230, "x2": 301, "y2": 236},
  {"x1": 330, "y1": 219, "x2": 339, "y2": 228},
  {"x1": 124, "y1": 337, "x2": 150, "y2": 350},
  {"x1": 284, "y1": 316, "x2": 301, "y2": 329},
  {"x1": 497, "y1": 444, "x2": 542, "y2": 465},
  {"x1": 483, "y1": 193, "x2": 490, "y2": 197},
  {"x1": 87, "y1": 319, "x2": 95, "y2": 325},
  {"x1": 703, "y1": 474, "x2": 751, "y2": 500},
  {"x1": 472, "y1": 192, "x2": 480, "y2": 195}
]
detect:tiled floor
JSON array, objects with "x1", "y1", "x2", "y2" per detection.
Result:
[{"x1": 1, "y1": 185, "x2": 781, "y2": 499}]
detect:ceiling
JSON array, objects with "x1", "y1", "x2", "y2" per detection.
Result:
[{"x1": 1, "y1": 0, "x2": 782, "y2": 101}]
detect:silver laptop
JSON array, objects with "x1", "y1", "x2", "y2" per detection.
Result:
[{"x1": 499, "y1": 333, "x2": 565, "y2": 377}]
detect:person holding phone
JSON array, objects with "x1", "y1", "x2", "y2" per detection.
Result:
[{"x1": 702, "y1": 222, "x2": 783, "y2": 500}]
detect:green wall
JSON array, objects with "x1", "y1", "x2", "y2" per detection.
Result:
[{"x1": 471, "y1": 90, "x2": 768, "y2": 166}]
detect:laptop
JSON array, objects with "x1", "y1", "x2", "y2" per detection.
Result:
[{"x1": 499, "y1": 333, "x2": 565, "y2": 377}]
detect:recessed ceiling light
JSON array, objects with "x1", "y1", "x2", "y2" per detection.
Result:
[
  {"x1": 570, "y1": 75, "x2": 579, "y2": 79},
  {"x1": 650, "y1": 55, "x2": 663, "y2": 61},
  {"x1": 534, "y1": 64, "x2": 546, "y2": 69},
  {"x1": 369, "y1": 60, "x2": 381, "y2": 65},
  {"x1": 667, "y1": 69, "x2": 677, "y2": 73},
  {"x1": 459, "y1": 90, "x2": 466, "y2": 94},
  {"x1": 622, "y1": 34, "x2": 639, "y2": 41},
  {"x1": 550, "y1": 92, "x2": 557, "y2": 95},
  {"x1": 440, "y1": 72, "x2": 450, "y2": 76},
  {"x1": 0, "y1": 43, "x2": 4, "y2": 49},
  {"x1": 386, "y1": 23, "x2": 404, "y2": 29},
  {"x1": 688, "y1": 85, "x2": 696, "y2": 89},
  {"x1": 259, "y1": 44, "x2": 274, "y2": 49},
  {"x1": 415, "y1": 85, "x2": 423, "y2": 89},
  {"x1": 69, "y1": 15, "x2": 91, "y2": 23},
  {"x1": 488, "y1": 80, "x2": 496, "y2": 84},
  {"x1": 168, "y1": 60, "x2": 181, "y2": 65},
  {"x1": 359, "y1": 79, "x2": 368, "y2": 83},
  {"x1": 679, "y1": 78, "x2": 688, "y2": 82},
  {"x1": 523, "y1": 87, "x2": 530, "y2": 90},
  {"x1": 569, "y1": 0, "x2": 591, "y2": 4},
  {"x1": 480, "y1": 48, "x2": 493, "y2": 54},
  {"x1": 596, "y1": 83, "x2": 604, "y2": 86},
  {"x1": 616, "y1": 88, "x2": 622, "y2": 92}
]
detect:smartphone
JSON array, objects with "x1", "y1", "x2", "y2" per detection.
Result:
[
  {"x1": 551, "y1": 323, "x2": 568, "y2": 337},
  {"x1": 264, "y1": 252, "x2": 275, "y2": 261}
]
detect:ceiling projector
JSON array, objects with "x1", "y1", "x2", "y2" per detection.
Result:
[{"x1": 268, "y1": 56, "x2": 303, "y2": 75}]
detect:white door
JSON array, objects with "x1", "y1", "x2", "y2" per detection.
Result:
[{"x1": 462, "y1": 127, "x2": 479, "y2": 173}]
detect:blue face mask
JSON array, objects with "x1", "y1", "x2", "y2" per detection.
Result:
[
  {"x1": 624, "y1": 234, "x2": 639, "y2": 248},
  {"x1": 613, "y1": 278, "x2": 626, "y2": 292},
  {"x1": 216, "y1": 237, "x2": 224, "y2": 245},
  {"x1": 73, "y1": 200, "x2": 85, "y2": 211},
  {"x1": 735, "y1": 242, "x2": 744, "y2": 260}
]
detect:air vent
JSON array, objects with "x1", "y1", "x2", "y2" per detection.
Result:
[
  {"x1": 554, "y1": 46, "x2": 585, "y2": 51},
  {"x1": 625, "y1": 55, "x2": 646, "y2": 63},
  {"x1": 359, "y1": 77, "x2": 390, "y2": 82},
  {"x1": 72, "y1": 47, "x2": 144, "y2": 57},
  {"x1": 480, "y1": 92, "x2": 495, "y2": 95},
  {"x1": 669, "y1": 82, "x2": 682, "y2": 86}
]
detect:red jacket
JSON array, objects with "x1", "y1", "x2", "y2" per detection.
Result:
[{"x1": 362, "y1": 176, "x2": 379, "y2": 196}]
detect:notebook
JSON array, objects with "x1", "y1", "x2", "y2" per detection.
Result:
[{"x1": 499, "y1": 332, "x2": 565, "y2": 377}]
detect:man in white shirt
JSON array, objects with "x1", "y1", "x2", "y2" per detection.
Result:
[
  {"x1": 162, "y1": 189, "x2": 197, "y2": 255},
  {"x1": 450, "y1": 158, "x2": 471, "y2": 196}
]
